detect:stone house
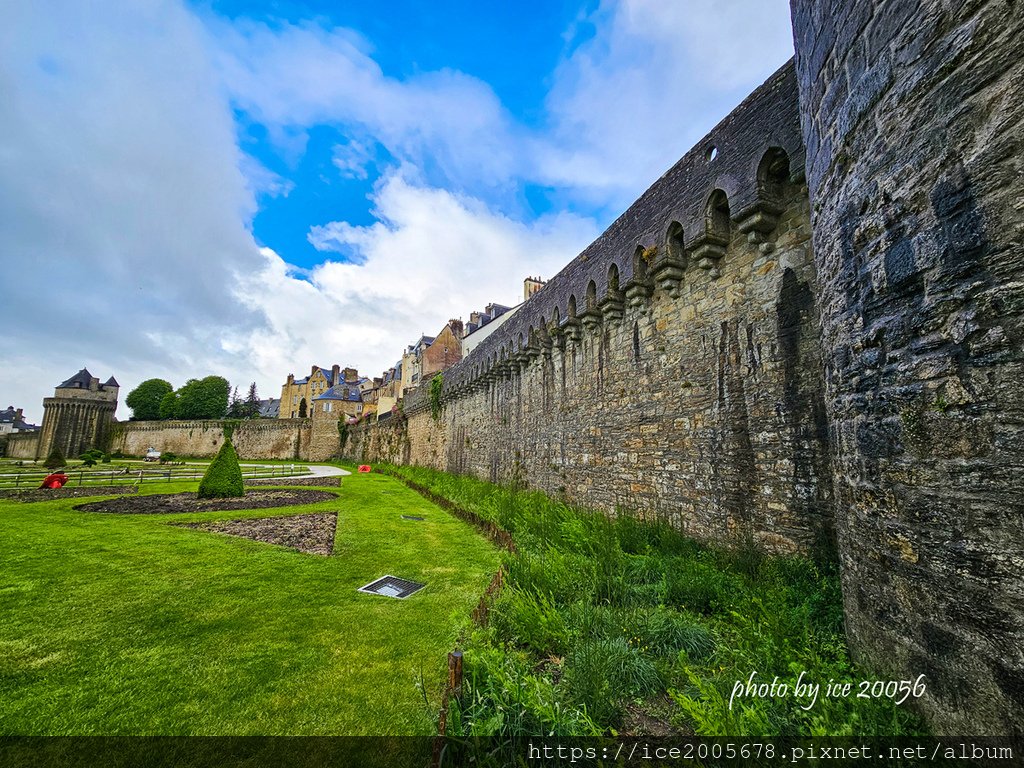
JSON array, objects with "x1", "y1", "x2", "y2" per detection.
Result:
[
  {"x1": 278, "y1": 364, "x2": 357, "y2": 419},
  {"x1": 421, "y1": 319, "x2": 464, "y2": 379}
]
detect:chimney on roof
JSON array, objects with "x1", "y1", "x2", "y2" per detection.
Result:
[
  {"x1": 15, "y1": 408, "x2": 23, "y2": 421},
  {"x1": 524, "y1": 276, "x2": 546, "y2": 300},
  {"x1": 343, "y1": 367, "x2": 358, "y2": 382},
  {"x1": 287, "y1": 374, "x2": 294, "y2": 385},
  {"x1": 311, "y1": 365, "x2": 318, "y2": 377},
  {"x1": 332, "y1": 364, "x2": 341, "y2": 385},
  {"x1": 449, "y1": 318, "x2": 464, "y2": 336}
]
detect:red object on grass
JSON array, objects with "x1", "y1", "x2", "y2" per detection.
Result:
[
  {"x1": 357, "y1": 465, "x2": 372, "y2": 474},
  {"x1": 39, "y1": 473, "x2": 69, "y2": 489}
]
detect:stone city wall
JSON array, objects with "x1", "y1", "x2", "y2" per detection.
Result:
[
  {"x1": 348, "y1": 63, "x2": 835, "y2": 556},
  {"x1": 791, "y1": 0, "x2": 1024, "y2": 736},
  {"x1": 113, "y1": 419, "x2": 311, "y2": 460},
  {"x1": 5, "y1": 432, "x2": 40, "y2": 460}
]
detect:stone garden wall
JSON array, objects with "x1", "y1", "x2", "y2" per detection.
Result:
[{"x1": 113, "y1": 419, "x2": 311, "y2": 460}]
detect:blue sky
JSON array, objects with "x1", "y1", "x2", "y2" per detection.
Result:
[{"x1": 1, "y1": 0, "x2": 794, "y2": 421}]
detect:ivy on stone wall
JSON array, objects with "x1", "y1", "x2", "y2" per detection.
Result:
[{"x1": 429, "y1": 373, "x2": 444, "y2": 421}]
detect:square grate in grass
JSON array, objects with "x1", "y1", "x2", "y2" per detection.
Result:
[
  {"x1": 401, "y1": 515, "x2": 425, "y2": 521},
  {"x1": 357, "y1": 575, "x2": 426, "y2": 599}
]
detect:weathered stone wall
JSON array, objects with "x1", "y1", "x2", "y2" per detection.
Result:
[
  {"x1": 113, "y1": 419, "x2": 311, "y2": 460},
  {"x1": 349, "y1": 63, "x2": 835, "y2": 555},
  {"x1": 5, "y1": 433, "x2": 39, "y2": 460},
  {"x1": 791, "y1": 0, "x2": 1023, "y2": 735}
]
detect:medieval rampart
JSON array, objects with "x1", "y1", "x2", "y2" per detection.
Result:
[
  {"x1": 113, "y1": 419, "x2": 311, "y2": 460},
  {"x1": 349, "y1": 62, "x2": 835, "y2": 555}
]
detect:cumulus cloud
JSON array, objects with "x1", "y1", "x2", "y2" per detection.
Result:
[
  {"x1": 0, "y1": 0, "x2": 268, "y2": 420},
  {"x1": 536, "y1": 0, "x2": 795, "y2": 205},
  {"x1": 237, "y1": 169, "x2": 598, "y2": 379},
  {"x1": 0, "y1": 0, "x2": 793, "y2": 423},
  {"x1": 208, "y1": 18, "x2": 524, "y2": 194}
]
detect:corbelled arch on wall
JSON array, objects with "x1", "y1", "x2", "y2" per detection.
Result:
[{"x1": 343, "y1": 6, "x2": 1023, "y2": 734}]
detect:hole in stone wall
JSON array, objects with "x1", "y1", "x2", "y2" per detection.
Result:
[
  {"x1": 707, "y1": 145, "x2": 718, "y2": 161},
  {"x1": 358, "y1": 575, "x2": 426, "y2": 599}
]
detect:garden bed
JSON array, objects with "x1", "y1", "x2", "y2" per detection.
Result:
[
  {"x1": 74, "y1": 489, "x2": 336, "y2": 514},
  {"x1": 245, "y1": 476, "x2": 341, "y2": 487},
  {"x1": 175, "y1": 512, "x2": 338, "y2": 555},
  {"x1": 0, "y1": 486, "x2": 139, "y2": 502}
]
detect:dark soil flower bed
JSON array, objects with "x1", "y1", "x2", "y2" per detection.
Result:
[
  {"x1": 174, "y1": 512, "x2": 338, "y2": 555},
  {"x1": 244, "y1": 476, "x2": 341, "y2": 487},
  {"x1": 74, "y1": 489, "x2": 337, "y2": 514},
  {"x1": 0, "y1": 486, "x2": 139, "y2": 502}
]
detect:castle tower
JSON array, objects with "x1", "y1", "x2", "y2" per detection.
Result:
[
  {"x1": 791, "y1": 0, "x2": 1023, "y2": 734},
  {"x1": 37, "y1": 369, "x2": 119, "y2": 459}
]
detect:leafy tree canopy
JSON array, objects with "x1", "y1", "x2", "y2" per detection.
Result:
[
  {"x1": 176, "y1": 376, "x2": 230, "y2": 420},
  {"x1": 125, "y1": 379, "x2": 173, "y2": 421},
  {"x1": 159, "y1": 391, "x2": 179, "y2": 420}
]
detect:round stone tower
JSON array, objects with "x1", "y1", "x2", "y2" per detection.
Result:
[
  {"x1": 790, "y1": 0, "x2": 1023, "y2": 735},
  {"x1": 37, "y1": 369, "x2": 120, "y2": 459}
]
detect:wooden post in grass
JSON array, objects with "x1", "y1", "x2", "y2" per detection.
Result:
[
  {"x1": 448, "y1": 650, "x2": 463, "y2": 698},
  {"x1": 78, "y1": 471, "x2": 83, "y2": 486}
]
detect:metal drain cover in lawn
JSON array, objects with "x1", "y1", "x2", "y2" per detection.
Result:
[
  {"x1": 401, "y1": 515, "x2": 425, "y2": 521},
  {"x1": 358, "y1": 575, "x2": 426, "y2": 599}
]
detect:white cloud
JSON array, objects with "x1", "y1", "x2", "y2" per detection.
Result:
[
  {"x1": 237, "y1": 169, "x2": 599, "y2": 379},
  {"x1": 535, "y1": 0, "x2": 795, "y2": 205},
  {"x1": 0, "y1": 0, "x2": 794, "y2": 423},
  {"x1": 331, "y1": 138, "x2": 376, "y2": 180},
  {"x1": 0, "y1": 0, "x2": 273, "y2": 421},
  {"x1": 208, "y1": 18, "x2": 524, "y2": 194}
]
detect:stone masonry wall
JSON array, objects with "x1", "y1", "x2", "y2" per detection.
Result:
[
  {"x1": 791, "y1": 0, "x2": 1023, "y2": 735},
  {"x1": 5, "y1": 433, "x2": 40, "y2": 460},
  {"x1": 114, "y1": 419, "x2": 311, "y2": 460},
  {"x1": 349, "y1": 63, "x2": 835, "y2": 556}
]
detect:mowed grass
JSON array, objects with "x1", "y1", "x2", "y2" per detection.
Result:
[{"x1": 0, "y1": 471, "x2": 499, "y2": 734}]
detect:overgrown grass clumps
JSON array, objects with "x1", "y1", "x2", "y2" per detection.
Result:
[
  {"x1": 385, "y1": 465, "x2": 926, "y2": 738},
  {"x1": 197, "y1": 438, "x2": 244, "y2": 499}
]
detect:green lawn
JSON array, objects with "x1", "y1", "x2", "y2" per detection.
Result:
[{"x1": 0, "y1": 471, "x2": 499, "y2": 734}]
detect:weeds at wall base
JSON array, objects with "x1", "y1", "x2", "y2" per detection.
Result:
[{"x1": 382, "y1": 463, "x2": 927, "y2": 739}]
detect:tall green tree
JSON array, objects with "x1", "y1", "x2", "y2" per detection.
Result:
[
  {"x1": 158, "y1": 391, "x2": 179, "y2": 420},
  {"x1": 125, "y1": 379, "x2": 173, "y2": 421},
  {"x1": 244, "y1": 382, "x2": 261, "y2": 419},
  {"x1": 227, "y1": 386, "x2": 244, "y2": 418},
  {"x1": 176, "y1": 376, "x2": 230, "y2": 420},
  {"x1": 298, "y1": 397, "x2": 307, "y2": 418}
]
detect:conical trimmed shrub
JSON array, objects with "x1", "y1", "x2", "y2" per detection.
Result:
[
  {"x1": 44, "y1": 445, "x2": 67, "y2": 470},
  {"x1": 197, "y1": 437, "x2": 244, "y2": 499}
]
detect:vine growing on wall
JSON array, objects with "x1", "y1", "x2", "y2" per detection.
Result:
[
  {"x1": 338, "y1": 419, "x2": 349, "y2": 453},
  {"x1": 430, "y1": 373, "x2": 444, "y2": 421}
]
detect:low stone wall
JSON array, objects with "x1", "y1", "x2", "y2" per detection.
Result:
[
  {"x1": 113, "y1": 419, "x2": 311, "y2": 460},
  {"x1": 6, "y1": 433, "x2": 40, "y2": 460}
]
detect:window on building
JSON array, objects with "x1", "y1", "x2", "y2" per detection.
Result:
[{"x1": 325, "y1": 402, "x2": 332, "y2": 412}]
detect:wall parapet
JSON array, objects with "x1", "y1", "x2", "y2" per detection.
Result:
[{"x1": 406, "y1": 60, "x2": 806, "y2": 413}]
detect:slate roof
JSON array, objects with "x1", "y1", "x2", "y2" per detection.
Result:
[
  {"x1": 103, "y1": 376, "x2": 119, "y2": 388},
  {"x1": 258, "y1": 398, "x2": 281, "y2": 418},
  {"x1": 314, "y1": 384, "x2": 363, "y2": 402},
  {"x1": 1, "y1": 406, "x2": 39, "y2": 431},
  {"x1": 58, "y1": 368, "x2": 94, "y2": 388}
]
